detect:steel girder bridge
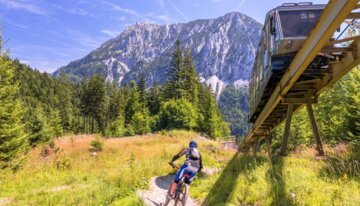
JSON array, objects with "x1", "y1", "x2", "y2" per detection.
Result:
[{"x1": 240, "y1": 0, "x2": 360, "y2": 155}]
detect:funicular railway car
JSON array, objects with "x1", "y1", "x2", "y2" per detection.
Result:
[{"x1": 249, "y1": 2, "x2": 327, "y2": 123}]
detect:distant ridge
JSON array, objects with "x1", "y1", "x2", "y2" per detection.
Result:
[{"x1": 53, "y1": 12, "x2": 262, "y2": 96}]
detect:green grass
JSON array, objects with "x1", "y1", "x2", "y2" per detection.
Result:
[
  {"x1": 191, "y1": 152, "x2": 360, "y2": 206},
  {"x1": 0, "y1": 130, "x2": 233, "y2": 205},
  {"x1": 1, "y1": 131, "x2": 359, "y2": 206}
]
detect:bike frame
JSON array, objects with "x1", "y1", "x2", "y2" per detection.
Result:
[{"x1": 164, "y1": 164, "x2": 190, "y2": 206}]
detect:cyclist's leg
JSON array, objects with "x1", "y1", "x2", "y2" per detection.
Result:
[
  {"x1": 184, "y1": 166, "x2": 198, "y2": 185},
  {"x1": 169, "y1": 164, "x2": 188, "y2": 197}
]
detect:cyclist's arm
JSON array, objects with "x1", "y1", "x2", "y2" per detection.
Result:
[{"x1": 171, "y1": 148, "x2": 187, "y2": 162}]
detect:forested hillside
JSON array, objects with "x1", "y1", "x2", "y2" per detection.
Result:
[
  {"x1": 218, "y1": 85, "x2": 249, "y2": 136},
  {"x1": 0, "y1": 40, "x2": 229, "y2": 169}
]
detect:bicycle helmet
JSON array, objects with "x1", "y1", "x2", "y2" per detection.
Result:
[{"x1": 189, "y1": 140, "x2": 198, "y2": 148}]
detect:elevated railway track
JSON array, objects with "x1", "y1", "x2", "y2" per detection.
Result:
[{"x1": 240, "y1": 0, "x2": 360, "y2": 155}]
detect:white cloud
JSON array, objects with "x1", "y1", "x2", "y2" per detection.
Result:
[
  {"x1": 154, "y1": 14, "x2": 172, "y2": 23},
  {"x1": 167, "y1": 0, "x2": 188, "y2": 21},
  {"x1": 66, "y1": 28, "x2": 104, "y2": 49},
  {"x1": 113, "y1": 6, "x2": 138, "y2": 16},
  {"x1": 235, "y1": 0, "x2": 246, "y2": 11},
  {"x1": 65, "y1": 7, "x2": 94, "y2": 17},
  {"x1": 0, "y1": 0, "x2": 48, "y2": 16},
  {"x1": 9, "y1": 24, "x2": 85, "y2": 50},
  {"x1": 10, "y1": 52, "x2": 68, "y2": 73},
  {"x1": 101, "y1": 1, "x2": 139, "y2": 16},
  {"x1": 101, "y1": 30, "x2": 120, "y2": 38}
]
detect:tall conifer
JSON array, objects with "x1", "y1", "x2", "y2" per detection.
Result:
[
  {"x1": 0, "y1": 55, "x2": 28, "y2": 168},
  {"x1": 163, "y1": 39, "x2": 183, "y2": 99}
]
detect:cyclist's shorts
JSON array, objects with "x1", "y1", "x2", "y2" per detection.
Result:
[{"x1": 174, "y1": 164, "x2": 198, "y2": 184}]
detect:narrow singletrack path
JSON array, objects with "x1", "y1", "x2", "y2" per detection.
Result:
[{"x1": 137, "y1": 175, "x2": 198, "y2": 206}]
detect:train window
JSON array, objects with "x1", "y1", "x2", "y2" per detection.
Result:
[
  {"x1": 270, "y1": 16, "x2": 275, "y2": 35},
  {"x1": 279, "y1": 10, "x2": 322, "y2": 37}
]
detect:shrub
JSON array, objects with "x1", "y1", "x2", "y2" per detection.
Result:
[
  {"x1": 158, "y1": 99, "x2": 198, "y2": 130},
  {"x1": 89, "y1": 137, "x2": 104, "y2": 152},
  {"x1": 106, "y1": 115, "x2": 125, "y2": 137},
  {"x1": 54, "y1": 157, "x2": 72, "y2": 170},
  {"x1": 130, "y1": 110, "x2": 151, "y2": 135}
]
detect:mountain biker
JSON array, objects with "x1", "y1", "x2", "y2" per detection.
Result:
[{"x1": 167, "y1": 140, "x2": 203, "y2": 199}]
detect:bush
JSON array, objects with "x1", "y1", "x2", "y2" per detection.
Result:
[
  {"x1": 158, "y1": 99, "x2": 198, "y2": 130},
  {"x1": 54, "y1": 157, "x2": 72, "y2": 170},
  {"x1": 106, "y1": 115, "x2": 125, "y2": 137},
  {"x1": 89, "y1": 137, "x2": 104, "y2": 152},
  {"x1": 130, "y1": 110, "x2": 151, "y2": 135}
]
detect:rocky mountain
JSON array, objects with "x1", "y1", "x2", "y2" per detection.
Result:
[{"x1": 53, "y1": 12, "x2": 262, "y2": 96}]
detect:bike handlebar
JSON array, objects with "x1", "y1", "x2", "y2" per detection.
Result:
[{"x1": 168, "y1": 161, "x2": 179, "y2": 169}]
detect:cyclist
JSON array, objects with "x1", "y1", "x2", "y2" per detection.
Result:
[{"x1": 167, "y1": 140, "x2": 203, "y2": 199}]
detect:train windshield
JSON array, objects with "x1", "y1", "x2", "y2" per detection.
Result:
[{"x1": 279, "y1": 10, "x2": 323, "y2": 37}]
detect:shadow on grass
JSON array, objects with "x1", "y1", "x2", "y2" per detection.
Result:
[
  {"x1": 267, "y1": 157, "x2": 294, "y2": 206},
  {"x1": 319, "y1": 157, "x2": 360, "y2": 180},
  {"x1": 319, "y1": 141, "x2": 360, "y2": 180},
  {"x1": 203, "y1": 152, "x2": 267, "y2": 206}
]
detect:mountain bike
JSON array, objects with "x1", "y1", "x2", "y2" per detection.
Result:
[{"x1": 164, "y1": 162, "x2": 189, "y2": 206}]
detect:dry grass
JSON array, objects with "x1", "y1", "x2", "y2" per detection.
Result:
[
  {"x1": 2, "y1": 132, "x2": 357, "y2": 206},
  {"x1": 0, "y1": 130, "x2": 234, "y2": 206}
]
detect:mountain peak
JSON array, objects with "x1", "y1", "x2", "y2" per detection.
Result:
[
  {"x1": 54, "y1": 12, "x2": 262, "y2": 95},
  {"x1": 135, "y1": 20, "x2": 157, "y2": 26}
]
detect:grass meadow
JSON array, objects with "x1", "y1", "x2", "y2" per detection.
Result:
[
  {"x1": 191, "y1": 144, "x2": 360, "y2": 206},
  {"x1": 0, "y1": 130, "x2": 233, "y2": 205},
  {"x1": 0, "y1": 130, "x2": 359, "y2": 205}
]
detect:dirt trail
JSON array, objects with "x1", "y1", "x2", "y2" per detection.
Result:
[
  {"x1": 0, "y1": 198, "x2": 12, "y2": 206},
  {"x1": 137, "y1": 175, "x2": 198, "y2": 206}
]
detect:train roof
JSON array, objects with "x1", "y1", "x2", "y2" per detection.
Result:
[
  {"x1": 265, "y1": 3, "x2": 326, "y2": 21},
  {"x1": 250, "y1": 2, "x2": 327, "y2": 78}
]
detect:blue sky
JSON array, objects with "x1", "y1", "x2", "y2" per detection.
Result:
[{"x1": 0, "y1": 0, "x2": 328, "y2": 72}]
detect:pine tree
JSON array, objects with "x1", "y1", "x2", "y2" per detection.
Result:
[
  {"x1": 125, "y1": 81, "x2": 141, "y2": 125},
  {"x1": 80, "y1": 78, "x2": 90, "y2": 133},
  {"x1": 131, "y1": 109, "x2": 151, "y2": 135},
  {"x1": 57, "y1": 72, "x2": 73, "y2": 132},
  {"x1": 87, "y1": 75, "x2": 106, "y2": 134},
  {"x1": 180, "y1": 48, "x2": 200, "y2": 105},
  {"x1": 107, "y1": 83, "x2": 121, "y2": 122},
  {"x1": 198, "y1": 84, "x2": 230, "y2": 138},
  {"x1": 148, "y1": 81, "x2": 162, "y2": 115},
  {"x1": 138, "y1": 74, "x2": 146, "y2": 104},
  {"x1": 163, "y1": 40, "x2": 183, "y2": 99},
  {"x1": 50, "y1": 109, "x2": 63, "y2": 137},
  {"x1": 107, "y1": 114, "x2": 125, "y2": 137},
  {"x1": 0, "y1": 55, "x2": 28, "y2": 168},
  {"x1": 28, "y1": 106, "x2": 54, "y2": 145}
]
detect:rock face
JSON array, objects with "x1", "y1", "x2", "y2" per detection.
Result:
[{"x1": 53, "y1": 12, "x2": 262, "y2": 95}]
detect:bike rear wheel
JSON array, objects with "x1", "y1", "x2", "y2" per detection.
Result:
[
  {"x1": 174, "y1": 183, "x2": 188, "y2": 206},
  {"x1": 164, "y1": 197, "x2": 171, "y2": 206}
]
